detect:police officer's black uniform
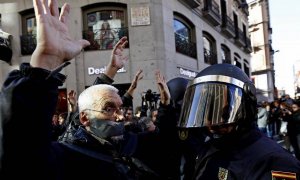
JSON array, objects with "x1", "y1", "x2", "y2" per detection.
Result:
[{"x1": 178, "y1": 63, "x2": 300, "y2": 180}]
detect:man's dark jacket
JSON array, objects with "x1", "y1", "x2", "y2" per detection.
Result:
[{"x1": 0, "y1": 63, "x2": 167, "y2": 180}]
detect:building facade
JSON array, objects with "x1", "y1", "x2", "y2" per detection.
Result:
[
  {"x1": 248, "y1": 0, "x2": 277, "y2": 102},
  {"x1": 0, "y1": 0, "x2": 252, "y2": 113}
]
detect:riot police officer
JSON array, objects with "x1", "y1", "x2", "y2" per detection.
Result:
[{"x1": 178, "y1": 63, "x2": 300, "y2": 179}]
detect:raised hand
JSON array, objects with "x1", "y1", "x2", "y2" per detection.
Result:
[
  {"x1": 155, "y1": 70, "x2": 171, "y2": 105},
  {"x1": 109, "y1": 36, "x2": 128, "y2": 69},
  {"x1": 127, "y1": 69, "x2": 143, "y2": 96},
  {"x1": 67, "y1": 90, "x2": 77, "y2": 112},
  {"x1": 105, "y1": 36, "x2": 128, "y2": 79},
  {"x1": 67, "y1": 90, "x2": 77, "y2": 105},
  {"x1": 31, "y1": 0, "x2": 90, "y2": 70}
]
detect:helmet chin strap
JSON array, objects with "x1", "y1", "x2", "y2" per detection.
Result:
[
  {"x1": 206, "y1": 123, "x2": 248, "y2": 141},
  {"x1": 206, "y1": 123, "x2": 237, "y2": 137}
]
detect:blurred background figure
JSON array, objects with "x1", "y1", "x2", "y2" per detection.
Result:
[
  {"x1": 279, "y1": 101, "x2": 292, "y2": 152},
  {"x1": 268, "y1": 100, "x2": 281, "y2": 139},
  {"x1": 257, "y1": 101, "x2": 269, "y2": 136}
]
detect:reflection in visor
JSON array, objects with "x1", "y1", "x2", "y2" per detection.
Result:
[{"x1": 178, "y1": 83, "x2": 243, "y2": 128}]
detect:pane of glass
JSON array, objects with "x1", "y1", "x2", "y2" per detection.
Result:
[
  {"x1": 173, "y1": 19, "x2": 189, "y2": 42},
  {"x1": 203, "y1": 37, "x2": 211, "y2": 51},
  {"x1": 221, "y1": 48, "x2": 226, "y2": 61},
  {"x1": 26, "y1": 17, "x2": 36, "y2": 35},
  {"x1": 87, "y1": 10, "x2": 125, "y2": 50}
]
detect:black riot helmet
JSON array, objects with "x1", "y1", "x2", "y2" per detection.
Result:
[
  {"x1": 178, "y1": 63, "x2": 257, "y2": 130},
  {"x1": 167, "y1": 77, "x2": 189, "y2": 109}
]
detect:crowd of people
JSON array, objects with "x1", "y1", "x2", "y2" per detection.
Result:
[
  {"x1": 0, "y1": 0, "x2": 300, "y2": 179},
  {"x1": 257, "y1": 95, "x2": 300, "y2": 160}
]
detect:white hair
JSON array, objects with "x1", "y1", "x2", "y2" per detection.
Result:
[{"x1": 78, "y1": 84, "x2": 119, "y2": 113}]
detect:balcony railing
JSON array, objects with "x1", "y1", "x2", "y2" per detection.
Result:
[
  {"x1": 83, "y1": 27, "x2": 129, "y2": 51},
  {"x1": 20, "y1": 34, "x2": 36, "y2": 55},
  {"x1": 204, "y1": 48, "x2": 217, "y2": 65},
  {"x1": 175, "y1": 33, "x2": 197, "y2": 59},
  {"x1": 234, "y1": 29, "x2": 246, "y2": 47},
  {"x1": 244, "y1": 37, "x2": 252, "y2": 53},
  {"x1": 184, "y1": 0, "x2": 201, "y2": 8},
  {"x1": 221, "y1": 15, "x2": 235, "y2": 38},
  {"x1": 202, "y1": 0, "x2": 221, "y2": 26}
]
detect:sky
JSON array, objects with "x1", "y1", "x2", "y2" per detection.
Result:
[{"x1": 268, "y1": 0, "x2": 300, "y2": 96}]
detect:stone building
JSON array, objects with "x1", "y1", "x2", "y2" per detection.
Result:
[
  {"x1": 0, "y1": 0, "x2": 252, "y2": 112},
  {"x1": 248, "y1": 0, "x2": 277, "y2": 102}
]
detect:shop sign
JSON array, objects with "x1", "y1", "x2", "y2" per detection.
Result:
[
  {"x1": 88, "y1": 66, "x2": 126, "y2": 75},
  {"x1": 179, "y1": 67, "x2": 197, "y2": 78}
]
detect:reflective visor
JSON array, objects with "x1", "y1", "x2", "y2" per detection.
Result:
[{"x1": 178, "y1": 75, "x2": 244, "y2": 128}]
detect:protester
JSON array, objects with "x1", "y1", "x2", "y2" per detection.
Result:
[
  {"x1": 257, "y1": 101, "x2": 269, "y2": 135},
  {"x1": 178, "y1": 63, "x2": 300, "y2": 179}
]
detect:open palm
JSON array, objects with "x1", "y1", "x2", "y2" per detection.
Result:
[
  {"x1": 110, "y1": 36, "x2": 128, "y2": 69},
  {"x1": 32, "y1": 0, "x2": 89, "y2": 69}
]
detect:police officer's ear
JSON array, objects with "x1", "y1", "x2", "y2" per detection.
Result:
[{"x1": 79, "y1": 111, "x2": 90, "y2": 127}]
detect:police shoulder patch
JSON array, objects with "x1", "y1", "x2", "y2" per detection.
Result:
[
  {"x1": 218, "y1": 167, "x2": 228, "y2": 180},
  {"x1": 178, "y1": 129, "x2": 188, "y2": 140},
  {"x1": 271, "y1": 170, "x2": 297, "y2": 180}
]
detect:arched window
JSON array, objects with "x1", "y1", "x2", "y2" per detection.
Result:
[
  {"x1": 82, "y1": 3, "x2": 128, "y2": 50},
  {"x1": 173, "y1": 12, "x2": 196, "y2": 58},
  {"x1": 203, "y1": 31, "x2": 217, "y2": 65},
  {"x1": 221, "y1": 44, "x2": 231, "y2": 64},
  {"x1": 20, "y1": 8, "x2": 36, "y2": 55}
]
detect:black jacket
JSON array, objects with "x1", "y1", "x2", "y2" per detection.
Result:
[
  {"x1": 193, "y1": 127, "x2": 300, "y2": 180},
  {"x1": 0, "y1": 63, "x2": 160, "y2": 180}
]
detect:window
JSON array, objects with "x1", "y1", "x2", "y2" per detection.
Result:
[
  {"x1": 203, "y1": 31, "x2": 217, "y2": 65},
  {"x1": 233, "y1": 53, "x2": 241, "y2": 68},
  {"x1": 26, "y1": 17, "x2": 37, "y2": 35},
  {"x1": 244, "y1": 59, "x2": 250, "y2": 77},
  {"x1": 82, "y1": 3, "x2": 128, "y2": 51},
  {"x1": 173, "y1": 12, "x2": 196, "y2": 58},
  {"x1": 221, "y1": 44, "x2": 231, "y2": 63},
  {"x1": 20, "y1": 9, "x2": 36, "y2": 55}
]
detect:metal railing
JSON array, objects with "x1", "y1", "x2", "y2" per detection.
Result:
[
  {"x1": 203, "y1": 0, "x2": 221, "y2": 20},
  {"x1": 20, "y1": 28, "x2": 129, "y2": 54},
  {"x1": 239, "y1": 29, "x2": 246, "y2": 43},
  {"x1": 223, "y1": 15, "x2": 235, "y2": 33},
  {"x1": 20, "y1": 34, "x2": 36, "y2": 55},
  {"x1": 174, "y1": 33, "x2": 197, "y2": 59},
  {"x1": 246, "y1": 37, "x2": 251, "y2": 48},
  {"x1": 204, "y1": 48, "x2": 217, "y2": 65}
]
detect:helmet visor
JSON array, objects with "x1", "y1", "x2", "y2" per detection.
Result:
[{"x1": 178, "y1": 82, "x2": 243, "y2": 128}]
